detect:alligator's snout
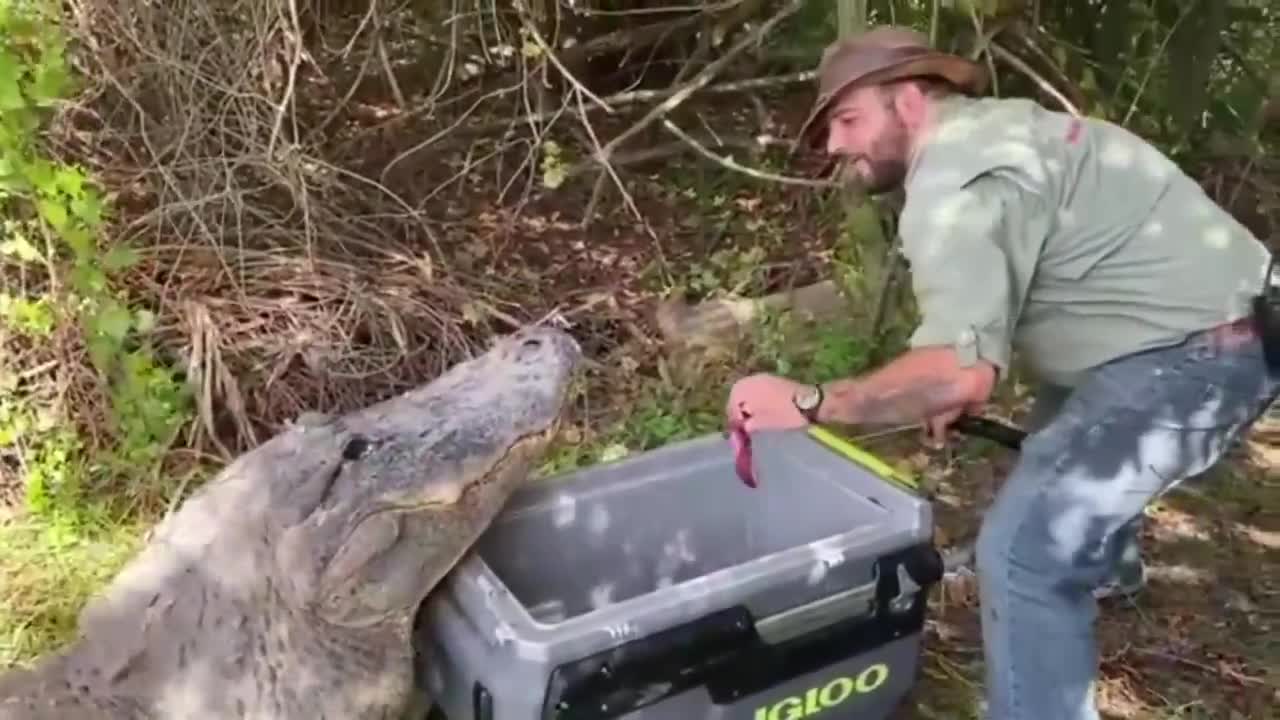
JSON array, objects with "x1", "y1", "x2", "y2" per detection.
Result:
[
  {"x1": 520, "y1": 336, "x2": 543, "y2": 355},
  {"x1": 509, "y1": 325, "x2": 582, "y2": 366}
]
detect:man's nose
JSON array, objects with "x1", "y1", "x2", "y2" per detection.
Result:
[{"x1": 826, "y1": 128, "x2": 845, "y2": 155}]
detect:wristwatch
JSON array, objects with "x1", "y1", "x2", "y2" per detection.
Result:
[{"x1": 792, "y1": 383, "x2": 824, "y2": 423}]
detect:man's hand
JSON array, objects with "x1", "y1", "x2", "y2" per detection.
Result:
[
  {"x1": 923, "y1": 407, "x2": 964, "y2": 449},
  {"x1": 921, "y1": 400, "x2": 987, "y2": 449},
  {"x1": 724, "y1": 373, "x2": 810, "y2": 433}
]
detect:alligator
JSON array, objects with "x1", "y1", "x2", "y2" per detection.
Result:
[{"x1": 0, "y1": 325, "x2": 582, "y2": 719}]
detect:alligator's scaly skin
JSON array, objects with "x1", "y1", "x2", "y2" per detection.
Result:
[{"x1": 0, "y1": 326, "x2": 581, "y2": 719}]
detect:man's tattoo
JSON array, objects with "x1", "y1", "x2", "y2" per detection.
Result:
[{"x1": 821, "y1": 377, "x2": 968, "y2": 428}]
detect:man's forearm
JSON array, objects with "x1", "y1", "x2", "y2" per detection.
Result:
[{"x1": 815, "y1": 347, "x2": 993, "y2": 427}]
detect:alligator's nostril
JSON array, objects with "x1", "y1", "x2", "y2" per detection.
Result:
[{"x1": 342, "y1": 436, "x2": 373, "y2": 460}]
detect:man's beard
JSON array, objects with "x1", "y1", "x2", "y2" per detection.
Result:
[{"x1": 842, "y1": 113, "x2": 910, "y2": 195}]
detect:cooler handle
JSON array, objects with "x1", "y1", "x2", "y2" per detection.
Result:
[{"x1": 754, "y1": 579, "x2": 878, "y2": 645}]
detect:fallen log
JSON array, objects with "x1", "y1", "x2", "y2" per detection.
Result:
[{"x1": 653, "y1": 279, "x2": 850, "y2": 354}]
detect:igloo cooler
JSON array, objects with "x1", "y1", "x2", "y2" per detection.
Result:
[{"x1": 411, "y1": 426, "x2": 942, "y2": 720}]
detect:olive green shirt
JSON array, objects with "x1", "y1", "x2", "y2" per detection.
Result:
[{"x1": 898, "y1": 95, "x2": 1273, "y2": 387}]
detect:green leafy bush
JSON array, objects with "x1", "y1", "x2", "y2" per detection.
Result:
[{"x1": 0, "y1": 0, "x2": 191, "y2": 519}]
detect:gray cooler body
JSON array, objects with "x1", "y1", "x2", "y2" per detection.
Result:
[{"x1": 412, "y1": 428, "x2": 941, "y2": 720}]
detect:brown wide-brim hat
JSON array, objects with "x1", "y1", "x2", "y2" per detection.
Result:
[{"x1": 794, "y1": 26, "x2": 989, "y2": 155}]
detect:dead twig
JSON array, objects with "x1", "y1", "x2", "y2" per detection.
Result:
[
  {"x1": 578, "y1": 0, "x2": 807, "y2": 227},
  {"x1": 267, "y1": 0, "x2": 306, "y2": 159},
  {"x1": 989, "y1": 39, "x2": 1080, "y2": 117},
  {"x1": 659, "y1": 118, "x2": 837, "y2": 188},
  {"x1": 1127, "y1": 648, "x2": 1268, "y2": 688},
  {"x1": 591, "y1": 0, "x2": 807, "y2": 169},
  {"x1": 514, "y1": 0, "x2": 616, "y2": 115},
  {"x1": 454, "y1": 70, "x2": 815, "y2": 139}
]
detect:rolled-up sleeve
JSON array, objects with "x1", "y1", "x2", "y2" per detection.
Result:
[{"x1": 898, "y1": 174, "x2": 1035, "y2": 374}]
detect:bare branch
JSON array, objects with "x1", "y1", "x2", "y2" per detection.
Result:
[
  {"x1": 659, "y1": 118, "x2": 837, "y2": 188},
  {"x1": 514, "y1": 0, "x2": 617, "y2": 114},
  {"x1": 574, "y1": 0, "x2": 808, "y2": 227},
  {"x1": 591, "y1": 0, "x2": 808, "y2": 166},
  {"x1": 267, "y1": 0, "x2": 306, "y2": 158},
  {"x1": 456, "y1": 70, "x2": 815, "y2": 138},
  {"x1": 989, "y1": 40, "x2": 1080, "y2": 116}
]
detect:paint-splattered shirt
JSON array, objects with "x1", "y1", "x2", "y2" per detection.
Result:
[{"x1": 897, "y1": 95, "x2": 1273, "y2": 387}]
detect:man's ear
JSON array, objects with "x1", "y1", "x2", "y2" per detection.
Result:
[{"x1": 892, "y1": 81, "x2": 928, "y2": 127}]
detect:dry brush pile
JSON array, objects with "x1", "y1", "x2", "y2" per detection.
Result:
[
  {"x1": 56, "y1": 0, "x2": 510, "y2": 456},
  {"x1": 1, "y1": 0, "x2": 845, "y2": 501}
]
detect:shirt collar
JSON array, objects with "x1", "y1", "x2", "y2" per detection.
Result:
[{"x1": 905, "y1": 94, "x2": 977, "y2": 187}]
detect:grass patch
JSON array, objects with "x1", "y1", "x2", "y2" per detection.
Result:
[{"x1": 0, "y1": 508, "x2": 145, "y2": 669}]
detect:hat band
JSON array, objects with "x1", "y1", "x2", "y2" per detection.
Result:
[{"x1": 820, "y1": 44, "x2": 941, "y2": 94}]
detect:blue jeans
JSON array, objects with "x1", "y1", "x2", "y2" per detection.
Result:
[
  {"x1": 975, "y1": 321, "x2": 1280, "y2": 720},
  {"x1": 1023, "y1": 384, "x2": 1146, "y2": 593}
]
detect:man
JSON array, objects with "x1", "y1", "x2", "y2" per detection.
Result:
[{"x1": 724, "y1": 26, "x2": 1279, "y2": 720}]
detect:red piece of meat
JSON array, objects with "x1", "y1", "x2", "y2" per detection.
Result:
[{"x1": 726, "y1": 420, "x2": 757, "y2": 488}]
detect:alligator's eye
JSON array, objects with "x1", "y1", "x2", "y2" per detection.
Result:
[{"x1": 342, "y1": 435, "x2": 375, "y2": 461}]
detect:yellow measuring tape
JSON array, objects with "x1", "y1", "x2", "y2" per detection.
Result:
[{"x1": 805, "y1": 425, "x2": 919, "y2": 493}]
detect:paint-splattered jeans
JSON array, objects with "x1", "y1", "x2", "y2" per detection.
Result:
[{"x1": 975, "y1": 320, "x2": 1280, "y2": 720}]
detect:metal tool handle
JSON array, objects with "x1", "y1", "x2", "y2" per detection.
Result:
[{"x1": 950, "y1": 414, "x2": 1026, "y2": 451}]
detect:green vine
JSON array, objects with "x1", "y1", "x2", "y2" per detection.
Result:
[{"x1": 0, "y1": 0, "x2": 191, "y2": 520}]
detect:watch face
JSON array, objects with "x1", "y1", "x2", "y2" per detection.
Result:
[{"x1": 795, "y1": 385, "x2": 820, "y2": 410}]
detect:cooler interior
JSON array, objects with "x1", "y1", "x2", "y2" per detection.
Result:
[{"x1": 473, "y1": 432, "x2": 897, "y2": 623}]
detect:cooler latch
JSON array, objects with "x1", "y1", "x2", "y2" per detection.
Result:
[
  {"x1": 889, "y1": 564, "x2": 922, "y2": 614},
  {"x1": 873, "y1": 543, "x2": 944, "y2": 618}
]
